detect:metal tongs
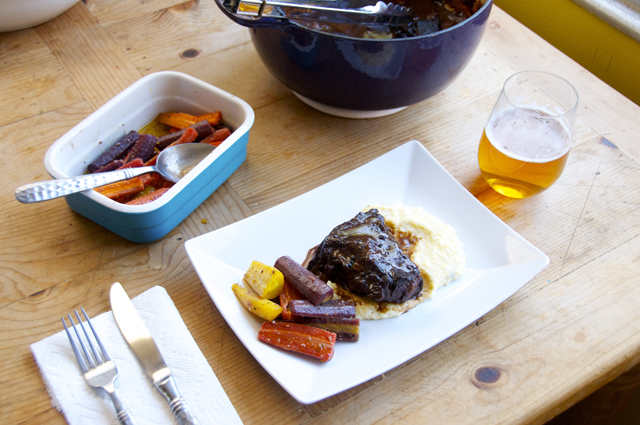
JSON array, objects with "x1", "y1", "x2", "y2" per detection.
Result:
[{"x1": 234, "y1": 0, "x2": 415, "y2": 27}]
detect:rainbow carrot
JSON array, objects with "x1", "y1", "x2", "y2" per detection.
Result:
[
  {"x1": 94, "y1": 178, "x2": 144, "y2": 200},
  {"x1": 258, "y1": 321, "x2": 336, "y2": 362},
  {"x1": 126, "y1": 187, "x2": 170, "y2": 205},
  {"x1": 165, "y1": 127, "x2": 198, "y2": 150}
]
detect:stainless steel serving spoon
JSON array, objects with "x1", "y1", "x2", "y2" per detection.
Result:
[{"x1": 15, "y1": 143, "x2": 215, "y2": 204}]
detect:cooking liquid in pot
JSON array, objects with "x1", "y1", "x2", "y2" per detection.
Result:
[{"x1": 294, "y1": 0, "x2": 484, "y2": 39}]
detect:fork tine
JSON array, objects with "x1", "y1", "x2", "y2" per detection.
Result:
[
  {"x1": 68, "y1": 313, "x2": 97, "y2": 369},
  {"x1": 81, "y1": 307, "x2": 111, "y2": 362},
  {"x1": 75, "y1": 310, "x2": 104, "y2": 365},
  {"x1": 62, "y1": 317, "x2": 89, "y2": 373}
]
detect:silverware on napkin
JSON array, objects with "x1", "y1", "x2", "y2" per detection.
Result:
[
  {"x1": 62, "y1": 308, "x2": 138, "y2": 425},
  {"x1": 110, "y1": 282, "x2": 200, "y2": 425}
]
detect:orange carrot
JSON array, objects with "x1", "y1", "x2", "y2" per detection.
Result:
[
  {"x1": 258, "y1": 321, "x2": 336, "y2": 362},
  {"x1": 145, "y1": 154, "x2": 158, "y2": 166},
  {"x1": 195, "y1": 111, "x2": 222, "y2": 127},
  {"x1": 117, "y1": 158, "x2": 144, "y2": 169},
  {"x1": 157, "y1": 112, "x2": 222, "y2": 130},
  {"x1": 126, "y1": 187, "x2": 170, "y2": 205},
  {"x1": 94, "y1": 178, "x2": 144, "y2": 200},
  {"x1": 139, "y1": 173, "x2": 155, "y2": 186},
  {"x1": 166, "y1": 127, "x2": 198, "y2": 149},
  {"x1": 279, "y1": 279, "x2": 304, "y2": 321},
  {"x1": 201, "y1": 127, "x2": 231, "y2": 147},
  {"x1": 157, "y1": 112, "x2": 197, "y2": 129},
  {"x1": 114, "y1": 193, "x2": 136, "y2": 204}
]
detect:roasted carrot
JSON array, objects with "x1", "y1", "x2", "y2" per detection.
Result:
[
  {"x1": 165, "y1": 127, "x2": 198, "y2": 149},
  {"x1": 294, "y1": 318, "x2": 360, "y2": 342},
  {"x1": 201, "y1": 127, "x2": 231, "y2": 147},
  {"x1": 287, "y1": 300, "x2": 355, "y2": 319},
  {"x1": 195, "y1": 111, "x2": 222, "y2": 127},
  {"x1": 93, "y1": 159, "x2": 124, "y2": 173},
  {"x1": 145, "y1": 154, "x2": 158, "y2": 166},
  {"x1": 128, "y1": 184, "x2": 156, "y2": 202},
  {"x1": 157, "y1": 112, "x2": 222, "y2": 129},
  {"x1": 157, "y1": 112, "x2": 197, "y2": 129},
  {"x1": 279, "y1": 279, "x2": 304, "y2": 320},
  {"x1": 258, "y1": 321, "x2": 336, "y2": 362},
  {"x1": 94, "y1": 178, "x2": 144, "y2": 200},
  {"x1": 138, "y1": 173, "x2": 155, "y2": 186},
  {"x1": 275, "y1": 256, "x2": 333, "y2": 305},
  {"x1": 117, "y1": 158, "x2": 144, "y2": 169},
  {"x1": 148, "y1": 173, "x2": 167, "y2": 189},
  {"x1": 114, "y1": 193, "x2": 136, "y2": 204},
  {"x1": 126, "y1": 187, "x2": 170, "y2": 205}
]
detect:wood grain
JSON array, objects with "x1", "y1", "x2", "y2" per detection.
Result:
[
  {"x1": 178, "y1": 181, "x2": 255, "y2": 239},
  {"x1": 2, "y1": 2, "x2": 640, "y2": 425},
  {"x1": 171, "y1": 38, "x2": 293, "y2": 111},
  {"x1": 103, "y1": 0, "x2": 250, "y2": 75},
  {"x1": 84, "y1": 0, "x2": 189, "y2": 25},
  {"x1": 0, "y1": 29, "x2": 83, "y2": 127},
  {"x1": 36, "y1": 1, "x2": 142, "y2": 110}
]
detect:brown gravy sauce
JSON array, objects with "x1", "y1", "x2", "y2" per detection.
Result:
[{"x1": 394, "y1": 230, "x2": 419, "y2": 258}]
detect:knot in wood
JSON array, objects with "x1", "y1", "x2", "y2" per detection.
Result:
[
  {"x1": 471, "y1": 365, "x2": 509, "y2": 389},
  {"x1": 28, "y1": 288, "x2": 52, "y2": 302},
  {"x1": 181, "y1": 48, "x2": 200, "y2": 59},
  {"x1": 476, "y1": 366, "x2": 500, "y2": 383}
]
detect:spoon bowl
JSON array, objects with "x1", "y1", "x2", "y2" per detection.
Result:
[
  {"x1": 16, "y1": 143, "x2": 216, "y2": 204},
  {"x1": 156, "y1": 143, "x2": 216, "y2": 183}
]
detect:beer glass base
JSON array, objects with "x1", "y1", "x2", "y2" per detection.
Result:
[{"x1": 484, "y1": 176, "x2": 548, "y2": 199}]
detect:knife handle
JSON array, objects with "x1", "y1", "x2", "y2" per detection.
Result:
[{"x1": 157, "y1": 376, "x2": 200, "y2": 425}]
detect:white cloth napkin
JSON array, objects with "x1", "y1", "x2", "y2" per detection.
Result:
[{"x1": 31, "y1": 286, "x2": 243, "y2": 425}]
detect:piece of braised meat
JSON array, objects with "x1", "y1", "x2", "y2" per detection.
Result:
[{"x1": 307, "y1": 209, "x2": 423, "y2": 303}]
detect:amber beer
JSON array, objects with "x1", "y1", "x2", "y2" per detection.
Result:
[{"x1": 478, "y1": 107, "x2": 571, "y2": 198}]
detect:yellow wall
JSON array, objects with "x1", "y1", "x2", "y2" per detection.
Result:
[{"x1": 495, "y1": 0, "x2": 640, "y2": 106}]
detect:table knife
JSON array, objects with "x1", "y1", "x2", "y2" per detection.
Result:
[{"x1": 110, "y1": 282, "x2": 200, "y2": 425}]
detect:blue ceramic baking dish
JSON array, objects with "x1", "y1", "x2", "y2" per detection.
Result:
[{"x1": 44, "y1": 71, "x2": 255, "y2": 243}]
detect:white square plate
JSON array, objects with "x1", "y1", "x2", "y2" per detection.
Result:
[{"x1": 185, "y1": 140, "x2": 549, "y2": 404}]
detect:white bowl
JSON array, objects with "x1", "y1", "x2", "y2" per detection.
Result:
[{"x1": 0, "y1": 0, "x2": 78, "y2": 32}]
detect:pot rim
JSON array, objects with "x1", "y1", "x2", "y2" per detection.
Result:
[{"x1": 233, "y1": 0, "x2": 493, "y2": 42}]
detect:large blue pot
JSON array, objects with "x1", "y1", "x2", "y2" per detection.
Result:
[{"x1": 216, "y1": 0, "x2": 493, "y2": 115}]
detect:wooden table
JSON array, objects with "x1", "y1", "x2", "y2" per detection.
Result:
[{"x1": 2, "y1": 1, "x2": 640, "y2": 424}]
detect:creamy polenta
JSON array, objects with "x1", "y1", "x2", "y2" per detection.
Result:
[{"x1": 329, "y1": 204, "x2": 465, "y2": 320}]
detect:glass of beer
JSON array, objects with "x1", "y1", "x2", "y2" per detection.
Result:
[{"x1": 478, "y1": 71, "x2": 579, "y2": 198}]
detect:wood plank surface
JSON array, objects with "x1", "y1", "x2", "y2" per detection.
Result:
[
  {"x1": 35, "y1": 1, "x2": 143, "y2": 110},
  {"x1": 0, "y1": 29, "x2": 83, "y2": 127},
  {"x1": 2, "y1": 1, "x2": 640, "y2": 425}
]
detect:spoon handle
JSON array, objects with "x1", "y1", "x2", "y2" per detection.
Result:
[{"x1": 15, "y1": 166, "x2": 155, "y2": 203}]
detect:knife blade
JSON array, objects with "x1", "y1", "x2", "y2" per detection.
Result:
[{"x1": 110, "y1": 282, "x2": 200, "y2": 425}]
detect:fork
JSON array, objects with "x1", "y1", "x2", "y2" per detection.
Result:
[{"x1": 62, "y1": 308, "x2": 138, "y2": 425}]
